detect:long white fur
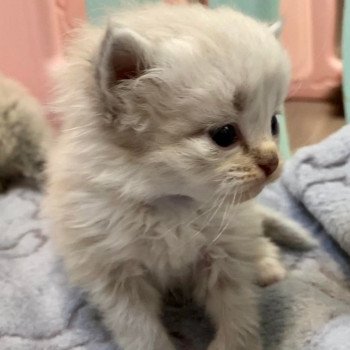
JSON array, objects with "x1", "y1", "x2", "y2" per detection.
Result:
[{"x1": 45, "y1": 3, "x2": 311, "y2": 350}]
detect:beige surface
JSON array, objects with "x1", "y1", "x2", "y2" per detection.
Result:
[{"x1": 285, "y1": 101, "x2": 345, "y2": 152}]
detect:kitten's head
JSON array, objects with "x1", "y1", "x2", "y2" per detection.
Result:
[{"x1": 59, "y1": 4, "x2": 290, "y2": 204}]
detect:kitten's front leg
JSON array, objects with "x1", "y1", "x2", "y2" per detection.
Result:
[
  {"x1": 256, "y1": 236, "x2": 286, "y2": 287},
  {"x1": 87, "y1": 271, "x2": 175, "y2": 350},
  {"x1": 195, "y1": 257, "x2": 262, "y2": 350},
  {"x1": 255, "y1": 204, "x2": 317, "y2": 286}
]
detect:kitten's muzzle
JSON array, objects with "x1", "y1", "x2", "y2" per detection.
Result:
[{"x1": 256, "y1": 154, "x2": 279, "y2": 177}]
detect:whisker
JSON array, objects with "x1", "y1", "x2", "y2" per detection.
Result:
[
  {"x1": 211, "y1": 197, "x2": 235, "y2": 244},
  {"x1": 63, "y1": 122, "x2": 96, "y2": 132},
  {"x1": 211, "y1": 187, "x2": 243, "y2": 244},
  {"x1": 192, "y1": 188, "x2": 229, "y2": 239},
  {"x1": 164, "y1": 189, "x2": 220, "y2": 235},
  {"x1": 198, "y1": 189, "x2": 229, "y2": 231}
]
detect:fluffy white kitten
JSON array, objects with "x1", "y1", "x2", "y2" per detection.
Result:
[{"x1": 45, "y1": 3, "x2": 315, "y2": 350}]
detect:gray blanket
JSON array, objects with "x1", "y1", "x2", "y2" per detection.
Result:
[
  {"x1": 283, "y1": 125, "x2": 350, "y2": 256},
  {"x1": 2, "y1": 126, "x2": 350, "y2": 350}
]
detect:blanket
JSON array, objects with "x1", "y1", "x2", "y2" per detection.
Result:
[{"x1": 1, "y1": 127, "x2": 350, "y2": 350}]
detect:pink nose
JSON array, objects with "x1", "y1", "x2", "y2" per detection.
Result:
[{"x1": 257, "y1": 156, "x2": 279, "y2": 177}]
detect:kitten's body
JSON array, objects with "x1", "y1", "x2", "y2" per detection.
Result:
[{"x1": 45, "y1": 4, "x2": 314, "y2": 350}]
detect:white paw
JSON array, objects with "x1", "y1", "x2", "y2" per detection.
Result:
[{"x1": 257, "y1": 258, "x2": 286, "y2": 287}]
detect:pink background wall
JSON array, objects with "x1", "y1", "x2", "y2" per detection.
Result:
[
  {"x1": 281, "y1": 0, "x2": 342, "y2": 100},
  {"x1": 0, "y1": 0, "x2": 343, "y2": 106},
  {"x1": 0, "y1": 0, "x2": 85, "y2": 111}
]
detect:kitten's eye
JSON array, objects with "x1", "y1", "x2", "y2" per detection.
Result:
[
  {"x1": 209, "y1": 124, "x2": 239, "y2": 148},
  {"x1": 271, "y1": 114, "x2": 279, "y2": 136}
]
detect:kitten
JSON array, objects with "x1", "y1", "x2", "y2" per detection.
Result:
[
  {"x1": 0, "y1": 74, "x2": 50, "y2": 191},
  {"x1": 45, "y1": 3, "x2": 315, "y2": 350}
]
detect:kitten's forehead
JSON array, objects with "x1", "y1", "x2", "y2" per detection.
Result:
[
  {"x1": 233, "y1": 89, "x2": 246, "y2": 114},
  {"x1": 155, "y1": 15, "x2": 290, "y2": 121}
]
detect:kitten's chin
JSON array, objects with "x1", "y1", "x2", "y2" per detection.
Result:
[{"x1": 237, "y1": 182, "x2": 265, "y2": 203}]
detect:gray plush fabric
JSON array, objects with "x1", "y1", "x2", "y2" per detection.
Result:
[
  {"x1": 2, "y1": 127, "x2": 350, "y2": 350},
  {"x1": 282, "y1": 125, "x2": 350, "y2": 256},
  {"x1": 259, "y1": 182, "x2": 350, "y2": 350}
]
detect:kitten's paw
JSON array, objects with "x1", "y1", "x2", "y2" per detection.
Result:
[{"x1": 257, "y1": 257, "x2": 286, "y2": 287}]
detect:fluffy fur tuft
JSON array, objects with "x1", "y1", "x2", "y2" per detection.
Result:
[
  {"x1": 0, "y1": 74, "x2": 50, "y2": 191},
  {"x1": 45, "y1": 3, "x2": 313, "y2": 350}
]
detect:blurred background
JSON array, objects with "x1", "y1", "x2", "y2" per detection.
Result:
[{"x1": 0, "y1": 0, "x2": 348, "y2": 155}]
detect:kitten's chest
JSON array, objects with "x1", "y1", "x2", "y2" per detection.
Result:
[
  {"x1": 136, "y1": 201, "x2": 253, "y2": 286},
  {"x1": 140, "y1": 215, "x2": 207, "y2": 285}
]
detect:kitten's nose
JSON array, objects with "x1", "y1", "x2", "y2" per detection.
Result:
[{"x1": 257, "y1": 154, "x2": 279, "y2": 177}]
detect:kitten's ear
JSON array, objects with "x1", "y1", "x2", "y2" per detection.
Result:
[
  {"x1": 96, "y1": 24, "x2": 152, "y2": 91},
  {"x1": 269, "y1": 20, "x2": 283, "y2": 38}
]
